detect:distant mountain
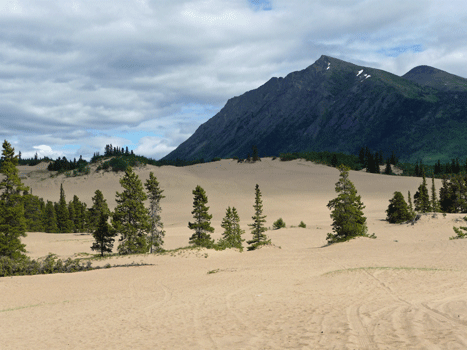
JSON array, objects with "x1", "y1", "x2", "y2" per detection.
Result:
[
  {"x1": 162, "y1": 55, "x2": 467, "y2": 164},
  {"x1": 403, "y1": 65, "x2": 467, "y2": 92}
]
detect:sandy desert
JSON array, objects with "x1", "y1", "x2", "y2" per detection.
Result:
[{"x1": 1, "y1": 158, "x2": 467, "y2": 349}]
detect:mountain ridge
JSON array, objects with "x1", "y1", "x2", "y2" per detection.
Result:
[{"x1": 163, "y1": 55, "x2": 467, "y2": 164}]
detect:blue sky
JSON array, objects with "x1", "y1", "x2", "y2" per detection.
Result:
[{"x1": 1, "y1": 0, "x2": 467, "y2": 160}]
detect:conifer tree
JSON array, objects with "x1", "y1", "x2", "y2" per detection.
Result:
[
  {"x1": 358, "y1": 147, "x2": 365, "y2": 167},
  {"x1": 56, "y1": 184, "x2": 73, "y2": 233},
  {"x1": 23, "y1": 193, "x2": 45, "y2": 232},
  {"x1": 44, "y1": 200, "x2": 59, "y2": 233},
  {"x1": 112, "y1": 167, "x2": 151, "y2": 254},
  {"x1": 71, "y1": 195, "x2": 86, "y2": 233},
  {"x1": 0, "y1": 140, "x2": 28, "y2": 259},
  {"x1": 386, "y1": 191, "x2": 414, "y2": 223},
  {"x1": 88, "y1": 190, "x2": 110, "y2": 232},
  {"x1": 144, "y1": 172, "x2": 165, "y2": 253},
  {"x1": 384, "y1": 158, "x2": 392, "y2": 175},
  {"x1": 431, "y1": 176, "x2": 439, "y2": 212},
  {"x1": 414, "y1": 174, "x2": 431, "y2": 213},
  {"x1": 407, "y1": 191, "x2": 415, "y2": 218},
  {"x1": 218, "y1": 206, "x2": 244, "y2": 250},
  {"x1": 91, "y1": 213, "x2": 117, "y2": 256},
  {"x1": 68, "y1": 201, "x2": 76, "y2": 232},
  {"x1": 326, "y1": 165, "x2": 367, "y2": 243},
  {"x1": 451, "y1": 216, "x2": 467, "y2": 239},
  {"x1": 252, "y1": 145, "x2": 260, "y2": 162},
  {"x1": 188, "y1": 185, "x2": 214, "y2": 247},
  {"x1": 247, "y1": 184, "x2": 270, "y2": 250}
]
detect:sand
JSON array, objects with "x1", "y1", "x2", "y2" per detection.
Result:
[{"x1": 1, "y1": 158, "x2": 467, "y2": 349}]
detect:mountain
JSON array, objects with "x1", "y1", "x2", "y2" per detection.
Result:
[
  {"x1": 402, "y1": 66, "x2": 467, "y2": 92},
  {"x1": 162, "y1": 55, "x2": 467, "y2": 164}
]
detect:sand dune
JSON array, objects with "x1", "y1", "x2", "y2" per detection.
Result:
[{"x1": 2, "y1": 158, "x2": 467, "y2": 349}]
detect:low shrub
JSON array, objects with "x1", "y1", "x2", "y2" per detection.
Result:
[
  {"x1": 0, "y1": 254, "x2": 93, "y2": 277},
  {"x1": 298, "y1": 221, "x2": 306, "y2": 228},
  {"x1": 272, "y1": 218, "x2": 286, "y2": 230}
]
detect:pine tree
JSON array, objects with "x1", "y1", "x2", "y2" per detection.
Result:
[
  {"x1": 439, "y1": 174, "x2": 467, "y2": 213},
  {"x1": 56, "y1": 184, "x2": 73, "y2": 233},
  {"x1": 414, "y1": 174, "x2": 431, "y2": 213},
  {"x1": 218, "y1": 206, "x2": 245, "y2": 250},
  {"x1": 91, "y1": 213, "x2": 117, "y2": 256},
  {"x1": 451, "y1": 216, "x2": 467, "y2": 239},
  {"x1": 188, "y1": 185, "x2": 214, "y2": 247},
  {"x1": 384, "y1": 158, "x2": 392, "y2": 175},
  {"x1": 68, "y1": 201, "x2": 76, "y2": 233},
  {"x1": 23, "y1": 193, "x2": 45, "y2": 232},
  {"x1": 386, "y1": 191, "x2": 414, "y2": 223},
  {"x1": 44, "y1": 201, "x2": 59, "y2": 233},
  {"x1": 144, "y1": 172, "x2": 165, "y2": 253},
  {"x1": 88, "y1": 190, "x2": 110, "y2": 232},
  {"x1": 71, "y1": 195, "x2": 86, "y2": 233},
  {"x1": 358, "y1": 147, "x2": 365, "y2": 167},
  {"x1": 247, "y1": 184, "x2": 270, "y2": 250},
  {"x1": 112, "y1": 167, "x2": 151, "y2": 254},
  {"x1": 0, "y1": 140, "x2": 28, "y2": 259},
  {"x1": 407, "y1": 191, "x2": 415, "y2": 218},
  {"x1": 326, "y1": 165, "x2": 367, "y2": 243},
  {"x1": 431, "y1": 176, "x2": 439, "y2": 212},
  {"x1": 252, "y1": 145, "x2": 260, "y2": 162}
]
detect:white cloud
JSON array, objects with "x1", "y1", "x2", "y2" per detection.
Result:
[
  {"x1": 21, "y1": 145, "x2": 64, "y2": 159},
  {"x1": 1, "y1": 0, "x2": 466, "y2": 160},
  {"x1": 134, "y1": 136, "x2": 176, "y2": 160}
]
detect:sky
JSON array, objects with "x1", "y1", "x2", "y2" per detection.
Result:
[{"x1": 1, "y1": 0, "x2": 467, "y2": 161}]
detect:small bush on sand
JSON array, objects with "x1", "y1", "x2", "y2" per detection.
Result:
[
  {"x1": 298, "y1": 221, "x2": 306, "y2": 228},
  {"x1": 451, "y1": 216, "x2": 467, "y2": 239},
  {"x1": 272, "y1": 218, "x2": 286, "y2": 230}
]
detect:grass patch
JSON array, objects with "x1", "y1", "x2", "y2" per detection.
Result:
[
  {"x1": 0, "y1": 303, "x2": 44, "y2": 313},
  {"x1": 323, "y1": 266, "x2": 449, "y2": 276}
]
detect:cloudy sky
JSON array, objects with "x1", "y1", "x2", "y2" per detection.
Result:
[{"x1": 1, "y1": 0, "x2": 466, "y2": 161}]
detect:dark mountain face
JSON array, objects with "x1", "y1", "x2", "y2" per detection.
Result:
[{"x1": 162, "y1": 55, "x2": 467, "y2": 164}]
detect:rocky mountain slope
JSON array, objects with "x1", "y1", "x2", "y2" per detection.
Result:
[{"x1": 162, "y1": 55, "x2": 467, "y2": 164}]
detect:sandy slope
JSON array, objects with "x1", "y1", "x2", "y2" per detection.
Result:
[{"x1": 2, "y1": 158, "x2": 467, "y2": 349}]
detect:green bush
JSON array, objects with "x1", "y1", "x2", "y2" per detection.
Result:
[
  {"x1": 0, "y1": 254, "x2": 93, "y2": 277},
  {"x1": 298, "y1": 221, "x2": 306, "y2": 228},
  {"x1": 272, "y1": 218, "x2": 286, "y2": 230}
]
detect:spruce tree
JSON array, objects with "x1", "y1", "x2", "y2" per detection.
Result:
[
  {"x1": 247, "y1": 184, "x2": 270, "y2": 250},
  {"x1": 384, "y1": 158, "x2": 392, "y2": 175},
  {"x1": 0, "y1": 140, "x2": 28, "y2": 259},
  {"x1": 71, "y1": 195, "x2": 86, "y2": 233},
  {"x1": 407, "y1": 191, "x2": 415, "y2": 218},
  {"x1": 439, "y1": 174, "x2": 467, "y2": 213},
  {"x1": 431, "y1": 176, "x2": 439, "y2": 212},
  {"x1": 91, "y1": 213, "x2": 117, "y2": 256},
  {"x1": 414, "y1": 174, "x2": 431, "y2": 213},
  {"x1": 218, "y1": 206, "x2": 244, "y2": 250},
  {"x1": 88, "y1": 190, "x2": 110, "y2": 232},
  {"x1": 23, "y1": 193, "x2": 45, "y2": 232},
  {"x1": 144, "y1": 172, "x2": 165, "y2": 253},
  {"x1": 56, "y1": 184, "x2": 73, "y2": 233},
  {"x1": 326, "y1": 165, "x2": 367, "y2": 243},
  {"x1": 68, "y1": 201, "x2": 76, "y2": 232},
  {"x1": 451, "y1": 217, "x2": 467, "y2": 239},
  {"x1": 386, "y1": 191, "x2": 413, "y2": 223},
  {"x1": 188, "y1": 185, "x2": 214, "y2": 247},
  {"x1": 112, "y1": 167, "x2": 151, "y2": 254},
  {"x1": 44, "y1": 200, "x2": 59, "y2": 233}
]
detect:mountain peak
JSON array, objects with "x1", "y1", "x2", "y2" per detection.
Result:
[
  {"x1": 403, "y1": 65, "x2": 467, "y2": 92},
  {"x1": 162, "y1": 56, "x2": 467, "y2": 164}
]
